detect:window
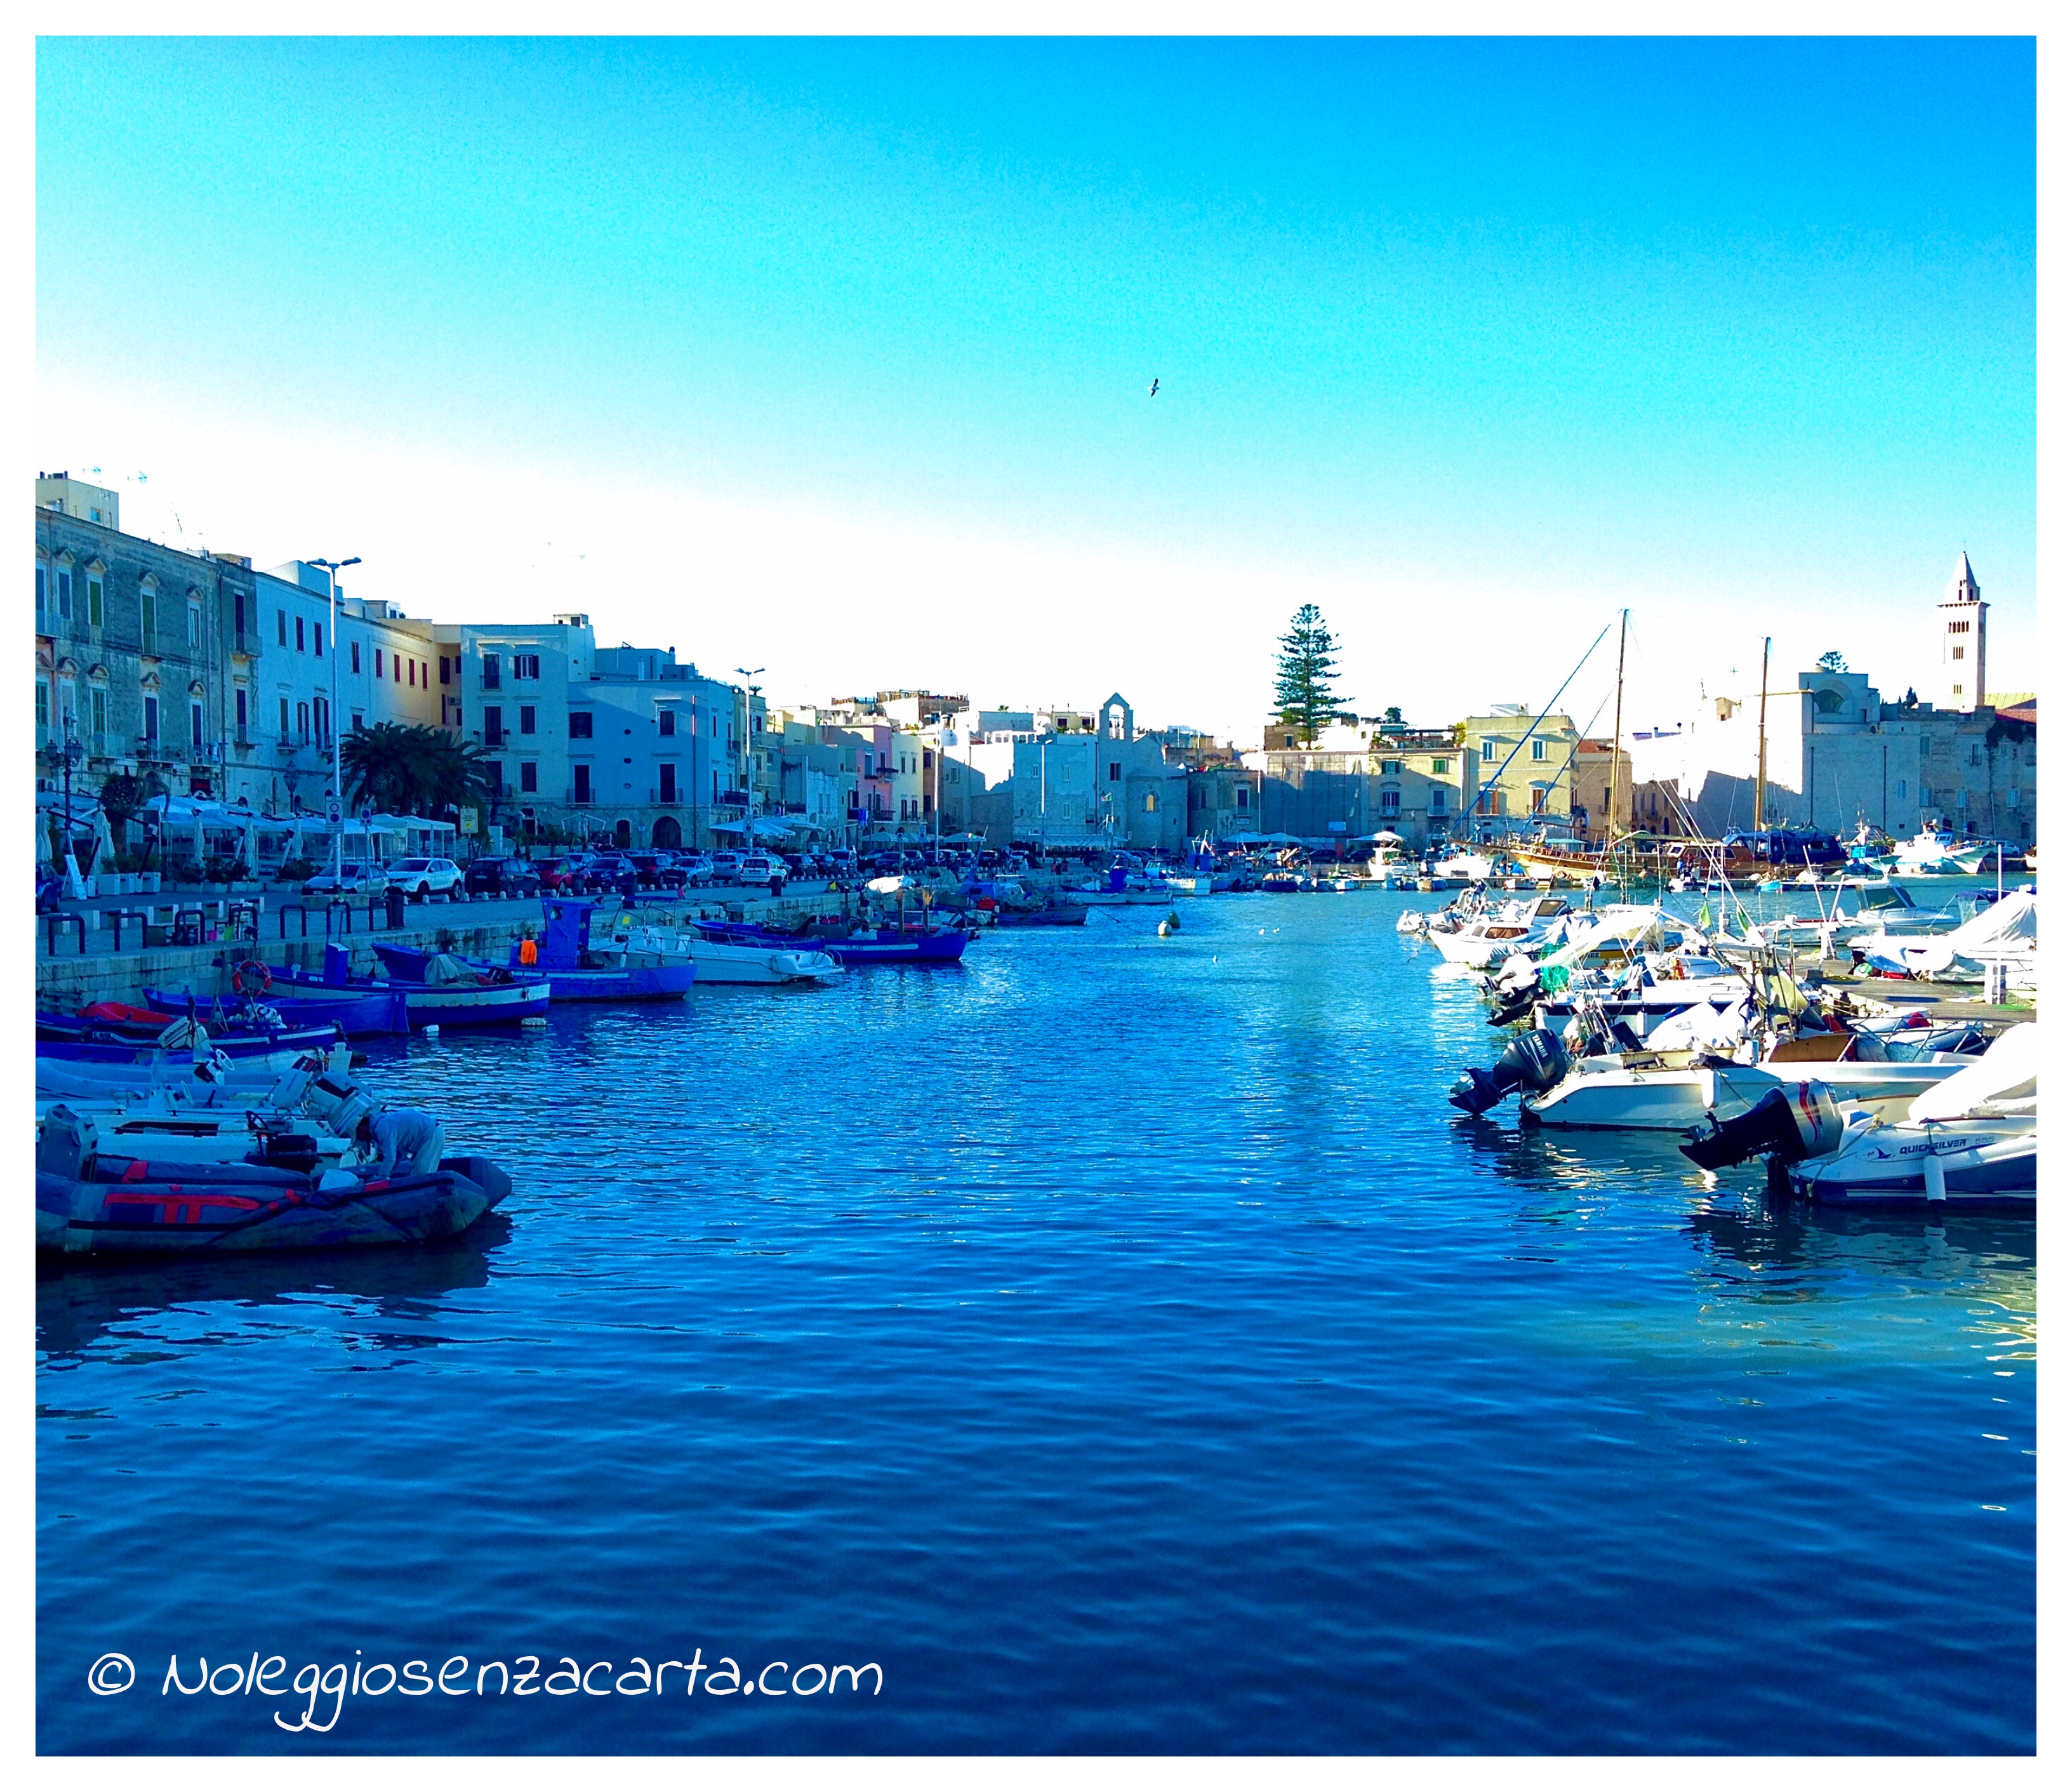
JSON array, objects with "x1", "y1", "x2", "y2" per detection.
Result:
[
  {"x1": 1380, "y1": 788, "x2": 1401, "y2": 816},
  {"x1": 1949, "y1": 620, "x2": 1970, "y2": 634},
  {"x1": 1951, "y1": 646, "x2": 1964, "y2": 661},
  {"x1": 188, "y1": 604, "x2": 201, "y2": 650},
  {"x1": 658, "y1": 763, "x2": 676, "y2": 802},
  {"x1": 314, "y1": 696, "x2": 327, "y2": 744},
  {"x1": 375, "y1": 649, "x2": 384, "y2": 679},
  {"x1": 1897, "y1": 780, "x2": 1907, "y2": 799},
  {"x1": 514, "y1": 653, "x2": 540, "y2": 680},
  {"x1": 1481, "y1": 738, "x2": 1498, "y2": 763},
  {"x1": 481, "y1": 653, "x2": 501, "y2": 689},
  {"x1": 568, "y1": 711, "x2": 594, "y2": 738},
  {"x1": 352, "y1": 710, "x2": 364, "y2": 731},
  {"x1": 36, "y1": 564, "x2": 46, "y2": 628},
  {"x1": 58, "y1": 568, "x2": 73, "y2": 621},
  {"x1": 393, "y1": 653, "x2": 401, "y2": 682},
  {"x1": 277, "y1": 609, "x2": 288, "y2": 646},
  {"x1": 1432, "y1": 759, "x2": 1449, "y2": 775},
  {"x1": 484, "y1": 761, "x2": 503, "y2": 797},
  {"x1": 236, "y1": 687, "x2": 248, "y2": 731},
  {"x1": 1235, "y1": 786, "x2": 1249, "y2": 810},
  {"x1": 91, "y1": 687, "x2": 107, "y2": 736},
  {"x1": 140, "y1": 587, "x2": 156, "y2": 644},
  {"x1": 234, "y1": 590, "x2": 248, "y2": 635},
  {"x1": 314, "y1": 623, "x2": 324, "y2": 658},
  {"x1": 87, "y1": 576, "x2": 103, "y2": 628},
  {"x1": 573, "y1": 764, "x2": 592, "y2": 802},
  {"x1": 1109, "y1": 761, "x2": 1122, "y2": 781},
  {"x1": 36, "y1": 680, "x2": 49, "y2": 730},
  {"x1": 298, "y1": 701, "x2": 310, "y2": 741},
  {"x1": 295, "y1": 616, "x2": 306, "y2": 652},
  {"x1": 1531, "y1": 738, "x2": 1547, "y2": 761},
  {"x1": 408, "y1": 658, "x2": 416, "y2": 686},
  {"x1": 658, "y1": 708, "x2": 675, "y2": 736},
  {"x1": 519, "y1": 705, "x2": 536, "y2": 735},
  {"x1": 1531, "y1": 786, "x2": 1549, "y2": 814},
  {"x1": 279, "y1": 697, "x2": 291, "y2": 738},
  {"x1": 190, "y1": 702, "x2": 204, "y2": 749},
  {"x1": 1380, "y1": 759, "x2": 1402, "y2": 775},
  {"x1": 352, "y1": 641, "x2": 362, "y2": 673},
  {"x1": 1430, "y1": 788, "x2": 1447, "y2": 813},
  {"x1": 1144, "y1": 792, "x2": 1157, "y2": 812},
  {"x1": 520, "y1": 760, "x2": 538, "y2": 793},
  {"x1": 483, "y1": 705, "x2": 505, "y2": 746},
  {"x1": 439, "y1": 656, "x2": 451, "y2": 685}
]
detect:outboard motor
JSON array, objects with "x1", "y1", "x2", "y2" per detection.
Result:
[
  {"x1": 1449, "y1": 1027, "x2": 1571, "y2": 1115},
  {"x1": 1680, "y1": 1082, "x2": 1847, "y2": 1172},
  {"x1": 253, "y1": 1129, "x2": 323, "y2": 1176},
  {"x1": 37, "y1": 1105, "x2": 99, "y2": 1182},
  {"x1": 1487, "y1": 984, "x2": 1543, "y2": 1028}
]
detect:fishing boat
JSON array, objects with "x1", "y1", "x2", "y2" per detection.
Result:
[
  {"x1": 144, "y1": 971, "x2": 411, "y2": 1038},
  {"x1": 36, "y1": 1105, "x2": 512, "y2": 1256},
  {"x1": 608, "y1": 916, "x2": 841, "y2": 985},
  {"x1": 268, "y1": 950, "x2": 552, "y2": 1027},
  {"x1": 376, "y1": 901, "x2": 696, "y2": 1001},
  {"x1": 700, "y1": 919, "x2": 967, "y2": 966},
  {"x1": 36, "y1": 1004, "x2": 347, "y2": 1063}
]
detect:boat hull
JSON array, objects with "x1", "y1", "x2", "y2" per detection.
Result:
[
  {"x1": 1790, "y1": 1120, "x2": 2035, "y2": 1207},
  {"x1": 37, "y1": 1155, "x2": 512, "y2": 1256},
  {"x1": 145, "y1": 985, "x2": 410, "y2": 1037}
]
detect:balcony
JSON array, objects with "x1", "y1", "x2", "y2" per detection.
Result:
[
  {"x1": 648, "y1": 788, "x2": 680, "y2": 805},
  {"x1": 232, "y1": 630, "x2": 264, "y2": 658}
]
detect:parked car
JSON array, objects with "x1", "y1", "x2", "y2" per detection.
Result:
[
  {"x1": 708, "y1": 851, "x2": 745, "y2": 884},
  {"x1": 625, "y1": 852, "x2": 687, "y2": 891},
  {"x1": 534, "y1": 855, "x2": 599, "y2": 895},
  {"x1": 465, "y1": 855, "x2": 541, "y2": 898},
  {"x1": 387, "y1": 856, "x2": 467, "y2": 901},
  {"x1": 670, "y1": 853, "x2": 715, "y2": 887},
  {"x1": 739, "y1": 853, "x2": 786, "y2": 889},
  {"x1": 302, "y1": 863, "x2": 391, "y2": 898}
]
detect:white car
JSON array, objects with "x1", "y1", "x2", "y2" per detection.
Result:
[
  {"x1": 738, "y1": 854, "x2": 787, "y2": 888},
  {"x1": 301, "y1": 864, "x2": 390, "y2": 898},
  {"x1": 387, "y1": 856, "x2": 467, "y2": 901},
  {"x1": 708, "y1": 851, "x2": 745, "y2": 884}
]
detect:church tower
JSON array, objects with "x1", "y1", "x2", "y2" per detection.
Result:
[{"x1": 1936, "y1": 552, "x2": 1986, "y2": 712}]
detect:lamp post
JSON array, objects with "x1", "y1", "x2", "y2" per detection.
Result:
[
  {"x1": 309, "y1": 556, "x2": 360, "y2": 873},
  {"x1": 734, "y1": 668, "x2": 764, "y2": 852}
]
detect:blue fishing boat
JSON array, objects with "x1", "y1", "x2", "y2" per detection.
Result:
[
  {"x1": 36, "y1": 1002, "x2": 345, "y2": 1062},
  {"x1": 371, "y1": 900, "x2": 695, "y2": 1001},
  {"x1": 144, "y1": 980, "x2": 410, "y2": 1038},
  {"x1": 268, "y1": 944, "x2": 552, "y2": 1028}
]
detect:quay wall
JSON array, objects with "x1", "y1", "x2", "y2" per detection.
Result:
[{"x1": 34, "y1": 889, "x2": 862, "y2": 1011}]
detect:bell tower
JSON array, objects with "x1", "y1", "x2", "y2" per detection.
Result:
[{"x1": 1936, "y1": 552, "x2": 1986, "y2": 713}]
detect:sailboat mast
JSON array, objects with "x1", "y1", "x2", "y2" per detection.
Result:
[
  {"x1": 1608, "y1": 609, "x2": 1627, "y2": 851},
  {"x1": 1754, "y1": 635, "x2": 1771, "y2": 831}
]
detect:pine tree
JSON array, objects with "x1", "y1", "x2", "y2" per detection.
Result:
[{"x1": 1272, "y1": 604, "x2": 1351, "y2": 746}]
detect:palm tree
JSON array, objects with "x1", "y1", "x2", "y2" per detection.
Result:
[{"x1": 340, "y1": 722, "x2": 426, "y2": 812}]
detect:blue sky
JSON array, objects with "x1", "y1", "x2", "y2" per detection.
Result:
[{"x1": 36, "y1": 37, "x2": 2036, "y2": 739}]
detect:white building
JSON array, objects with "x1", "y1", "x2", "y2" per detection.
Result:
[{"x1": 939, "y1": 693, "x2": 1187, "y2": 851}]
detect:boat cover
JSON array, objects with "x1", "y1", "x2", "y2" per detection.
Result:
[{"x1": 1906, "y1": 1023, "x2": 2036, "y2": 1122}]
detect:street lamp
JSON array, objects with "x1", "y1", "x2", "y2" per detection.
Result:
[
  {"x1": 734, "y1": 668, "x2": 764, "y2": 849},
  {"x1": 309, "y1": 555, "x2": 360, "y2": 874}
]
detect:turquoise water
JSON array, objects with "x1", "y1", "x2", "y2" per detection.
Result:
[{"x1": 36, "y1": 891, "x2": 2036, "y2": 1752}]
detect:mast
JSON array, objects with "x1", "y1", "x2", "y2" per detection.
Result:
[
  {"x1": 1754, "y1": 635, "x2": 1770, "y2": 831},
  {"x1": 1608, "y1": 607, "x2": 1627, "y2": 851}
]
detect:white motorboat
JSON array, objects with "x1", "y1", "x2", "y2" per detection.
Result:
[
  {"x1": 1428, "y1": 849, "x2": 1495, "y2": 884},
  {"x1": 1522, "y1": 1035, "x2": 1972, "y2": 1131},
  {"x1": 1686, "y1": 1024, "x2": 2036, "y2": 1206},
  {"x1": 1426, "y1": 896, "x2": 1577, "y2": 968},
  {"x1": 616, "y1": 922, "x2": 842, "y2": 986},
  {"x1": 1892, "y1": 889, "x2": 2036, "y2": 988},
  {"x1": 1890, "y1": 824, "x2": 1994, "y2": 876}
]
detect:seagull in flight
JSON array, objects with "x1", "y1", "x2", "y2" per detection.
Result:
[{"x1": 1148, "y1": 378, "x2": 1160, "y2": 397}]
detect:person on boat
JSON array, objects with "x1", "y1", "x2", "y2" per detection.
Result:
[
  {"x1": 518, "y1": 935, "x2": 539, "y2": 966},
  {"x1": 354, "y1": 1108, "x2": 446, "y2": 1180}
]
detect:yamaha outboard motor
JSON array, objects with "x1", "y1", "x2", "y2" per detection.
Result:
[
  {"x1": 1449, "y1": 1028, "x2": 1571, "y2": 1115},
  {"x1": 1680, "y1": 1082, "x2": 1847, "y2": 1172}
]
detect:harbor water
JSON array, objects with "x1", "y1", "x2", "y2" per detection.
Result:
[{"x1": 37, "y1": 890, "x2": 2036, "y2": 1753}]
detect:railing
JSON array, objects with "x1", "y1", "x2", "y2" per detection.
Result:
[
  {"x1": 277, "y1": 902, "x2": 312, "y2": 939},
  {"x1": 233, "y1": 630, "x2": 264, "y2": 656},
  {"x1": 44, "y1": 911, "x2": 87, "y2": 955}
]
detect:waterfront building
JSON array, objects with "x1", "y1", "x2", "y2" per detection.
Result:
[
  {"x1": 1637, "y1": 663, "x2": 2035, "y2": 844},
  {"x1": 1569, "y1": 737, "x2": 1634, "y2": 842},
  {"x1": 1240, "y1": 724, "x2": 1467, "y2": 849},
  {"x1": 434, "y1": 621, "x2": 748, "y2": 849},
  {"x1": 1457, "y1": 705, "x2": 1581, "y2": 827},
  {"x1": 35, "y1": 501, "x2": 230, "y2": 813},
  {"x1": 938, "y1": 693, "x2": 1187, "y2": 851}
]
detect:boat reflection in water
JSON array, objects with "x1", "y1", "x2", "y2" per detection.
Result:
[{"x1": 35, "y1": 1212, "x2": 514, "y2": 1365}]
